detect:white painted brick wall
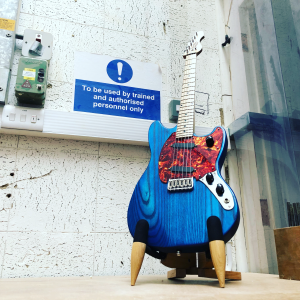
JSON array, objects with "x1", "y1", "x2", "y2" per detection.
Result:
[{"x1": 0, "y1": 0, "x2": 227, "y2": 278}]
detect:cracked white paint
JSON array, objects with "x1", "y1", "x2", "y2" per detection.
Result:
[{"x1": 0, "y1": 0, "x2": 231, "y2": 278}]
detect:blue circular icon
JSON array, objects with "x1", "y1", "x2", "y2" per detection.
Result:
[{"x1": 106, "y1": 60, "x2": 133, "y2": 83}]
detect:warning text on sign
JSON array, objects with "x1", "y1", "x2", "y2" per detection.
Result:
[{"x1": 74, "y1": 79, "x2": 160, "y2": 120}]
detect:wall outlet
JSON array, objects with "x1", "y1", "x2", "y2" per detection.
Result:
[{"x1": 1, "y1": 105, "x2": 44, "y2": 131}]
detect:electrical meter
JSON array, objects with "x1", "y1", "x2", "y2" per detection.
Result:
[{"x1": 15, "y1": 57, "x2": 48, "y2": 107}]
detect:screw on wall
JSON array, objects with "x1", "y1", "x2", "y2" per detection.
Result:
[
  {"x1": 6, "y1": 33, "x2": 12, "y2": 38},
  {"x1": 0, "y1": 87, "x2": 3, "y2": 92}
]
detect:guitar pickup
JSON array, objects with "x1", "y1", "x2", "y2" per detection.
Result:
[
  {"x1": 170, "y1": 166, "x2": 195, "y2": 173},
  {"x1": 171, "y1": 143, "x2": 195, "y2": 149}
]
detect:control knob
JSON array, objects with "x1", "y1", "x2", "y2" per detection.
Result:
[
  {"x1": 216, "y1": 183, "x2": 224, "y2": 196},
  {"x1": 206, "y1": 173, "x2": 214, "y2": 185},
  {"x1": 206, "y1": 136, "x2": 214, "y2": 147}
]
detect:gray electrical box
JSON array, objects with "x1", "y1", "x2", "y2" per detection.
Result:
[
  {"x1": 22, "y1": 29, "x2": 53, "y2": 60},
  {"x1": 169, "y1": 99, "x2": 181, "y2": 122}
]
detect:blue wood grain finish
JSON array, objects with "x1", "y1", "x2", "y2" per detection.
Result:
[{"x1": 127, "y1": 121, "x2": 240, "y2": 253}]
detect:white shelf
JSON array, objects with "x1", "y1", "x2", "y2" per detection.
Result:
[{"x1": 0, "y1": 108, "x2": 216, "y2": 146}]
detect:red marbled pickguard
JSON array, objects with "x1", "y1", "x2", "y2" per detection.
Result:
[{"x1": 158, "y1": 127, "x2": 223, "y2": 183}]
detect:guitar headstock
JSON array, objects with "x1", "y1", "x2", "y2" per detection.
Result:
[{"x1": 183, "y1": 31, "x2": 205, "y2": 58}]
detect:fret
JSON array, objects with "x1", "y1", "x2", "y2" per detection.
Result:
[
  {"x1": 179, "y1": 100, "x2": 194, "y2": 103},
  {"x1": 177, "y1": 128, "x2": 194, "y2": 132},
  {"x1": 182, "y1": 85, "x2": 196, "y2": 90},
  {"x1": 178, "y1": 106, "x2": 194, "y2": 109},
  {"x1": 184, "y1": 75, "x2": 195, "y2": 81},
  {"x1": 177, "y1": 125, "x2": 194, "y2": 129},
  {"x1": 185, "y1": 60, "x2": 195, "y2": 65},
  {"x1": 185, "y1": 65, "x2": 196, "y2": 71},
  {"x1": 182, "y1": 80, "x2": 196, "y2": 85},
  {"x1": 178, "y1": 114, "x2": 194, "y2": 118},
  {"x1": 180, "y1": 95, "x2": 196, "y2": 99},
  {"x1": 183, "y1": 68, "x2": 196, "y2": 75},
  {"x1": 182, "y1": 82, "x2": 195, "y2": 87},
  {"x1": 180, "y1": 104, "x2": 194, "y2": 107},
  {"x1": 177, "y1": 120, "x2": 193, "y2": 124},
  {"x1": 178, "y1": 115, "x2": 193, "y2": 118},
  {"x1": 178, "y1": 105, "x2": 194, "y2": 109},
  {"x1": 185, "y1": 60, "x2": 196, "y2": 65},
  {"x1": 179, "y1": 111, "x2": 193, "y2": 113},
  {"x1": 178, "y1": 113, "x2": 194, "y2": 117}
]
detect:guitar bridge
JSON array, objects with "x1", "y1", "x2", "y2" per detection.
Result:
[{"x1": 168, "y1": 178, "x2": 194, "y2": 191}]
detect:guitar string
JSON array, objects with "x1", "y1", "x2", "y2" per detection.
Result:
[
  {"x1": 172, "y1": 53, "x2": 196, "y2": 182},
  {"x1": 184, "y1": 55, "x2": 191, "y2": 180},
  {"x1": 179, "y1": 56, "x2": 188, "y2": 180},
  {"x1": 179, "y1": 57, "x2": 188, "y2": 180},
  {"x1": 189, "y1": 56, "x2": 194, "y2": 177},
  {"x1": 187, "y1": 54, "x2": 194, "y2": 180},
  {"x1": 189, "y1": 55, "x2": 194, "y2": 177},
  {"x1": 172, "y1": 56, "x2": 187, "y2": 180},
  {"x1": 183, "y1": 55, "x2": 189, "y2": 180},
  {"x1": 191, "y1": 54, "x2": 195, "y2": 180},
  {"x1": 184, "y1": 55, "x2": 192, "y2": 180}
]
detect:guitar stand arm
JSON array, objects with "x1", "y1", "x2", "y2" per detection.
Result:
[
  {"x1": 207, "y1": 216, "x2": 226, "y2": 288},
  {"x1": 131, "y1": 220, "x2": 148, "y2": 286}
]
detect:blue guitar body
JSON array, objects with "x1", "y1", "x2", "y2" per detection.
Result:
[{"x1": 127, "y1": 121, "x2": 239, "y2": 253}]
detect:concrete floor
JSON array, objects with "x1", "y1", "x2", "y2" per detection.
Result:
[{"x1": 1, "y1": 273, "x2": 300, "y2": 300}]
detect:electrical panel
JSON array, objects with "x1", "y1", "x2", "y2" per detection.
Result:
[
  {"x1": 15, "y1": 57, "x2": 48, "y2": 107},
  {"x1": 14, "y1": 29, "x2": 52, "y2": 108},
  {"x1": 169, "y1": 99, "x2": 180, "y2": 122}
]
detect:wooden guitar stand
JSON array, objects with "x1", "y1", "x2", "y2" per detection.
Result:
[
  {"x1": 130, "y1": 219, "x2": 241, "y2": 288},
  {"x1": 162, "y1": 252, "x2": 241, "y2": 287}
]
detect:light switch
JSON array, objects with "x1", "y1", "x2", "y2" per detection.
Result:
[
  {"x1": 20, "y1": 115, "x2": 26, "y2": 122},
  {"x1": 9, "y1": 113, "x2": 15, "y2": 121},
  {"x1": 31, "y1": 115, "x2": 37, "y2": 123}
]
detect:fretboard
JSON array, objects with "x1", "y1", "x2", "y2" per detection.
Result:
[{"x1": 176, "y1": 53, "x2": 197, "y2": 139}]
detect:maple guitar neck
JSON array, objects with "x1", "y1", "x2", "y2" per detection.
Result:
[{"x1": 176, "y1": 53, "x2": 197, "y2": 139}]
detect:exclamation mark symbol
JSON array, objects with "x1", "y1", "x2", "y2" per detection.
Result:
[{"x1": 117, "y1": 62, "x2": 123, "y2": 81}]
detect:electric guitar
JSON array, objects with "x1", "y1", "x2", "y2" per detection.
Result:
[{"x1": 127, "y1": 32, "x2": 240, "y2": 255}]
